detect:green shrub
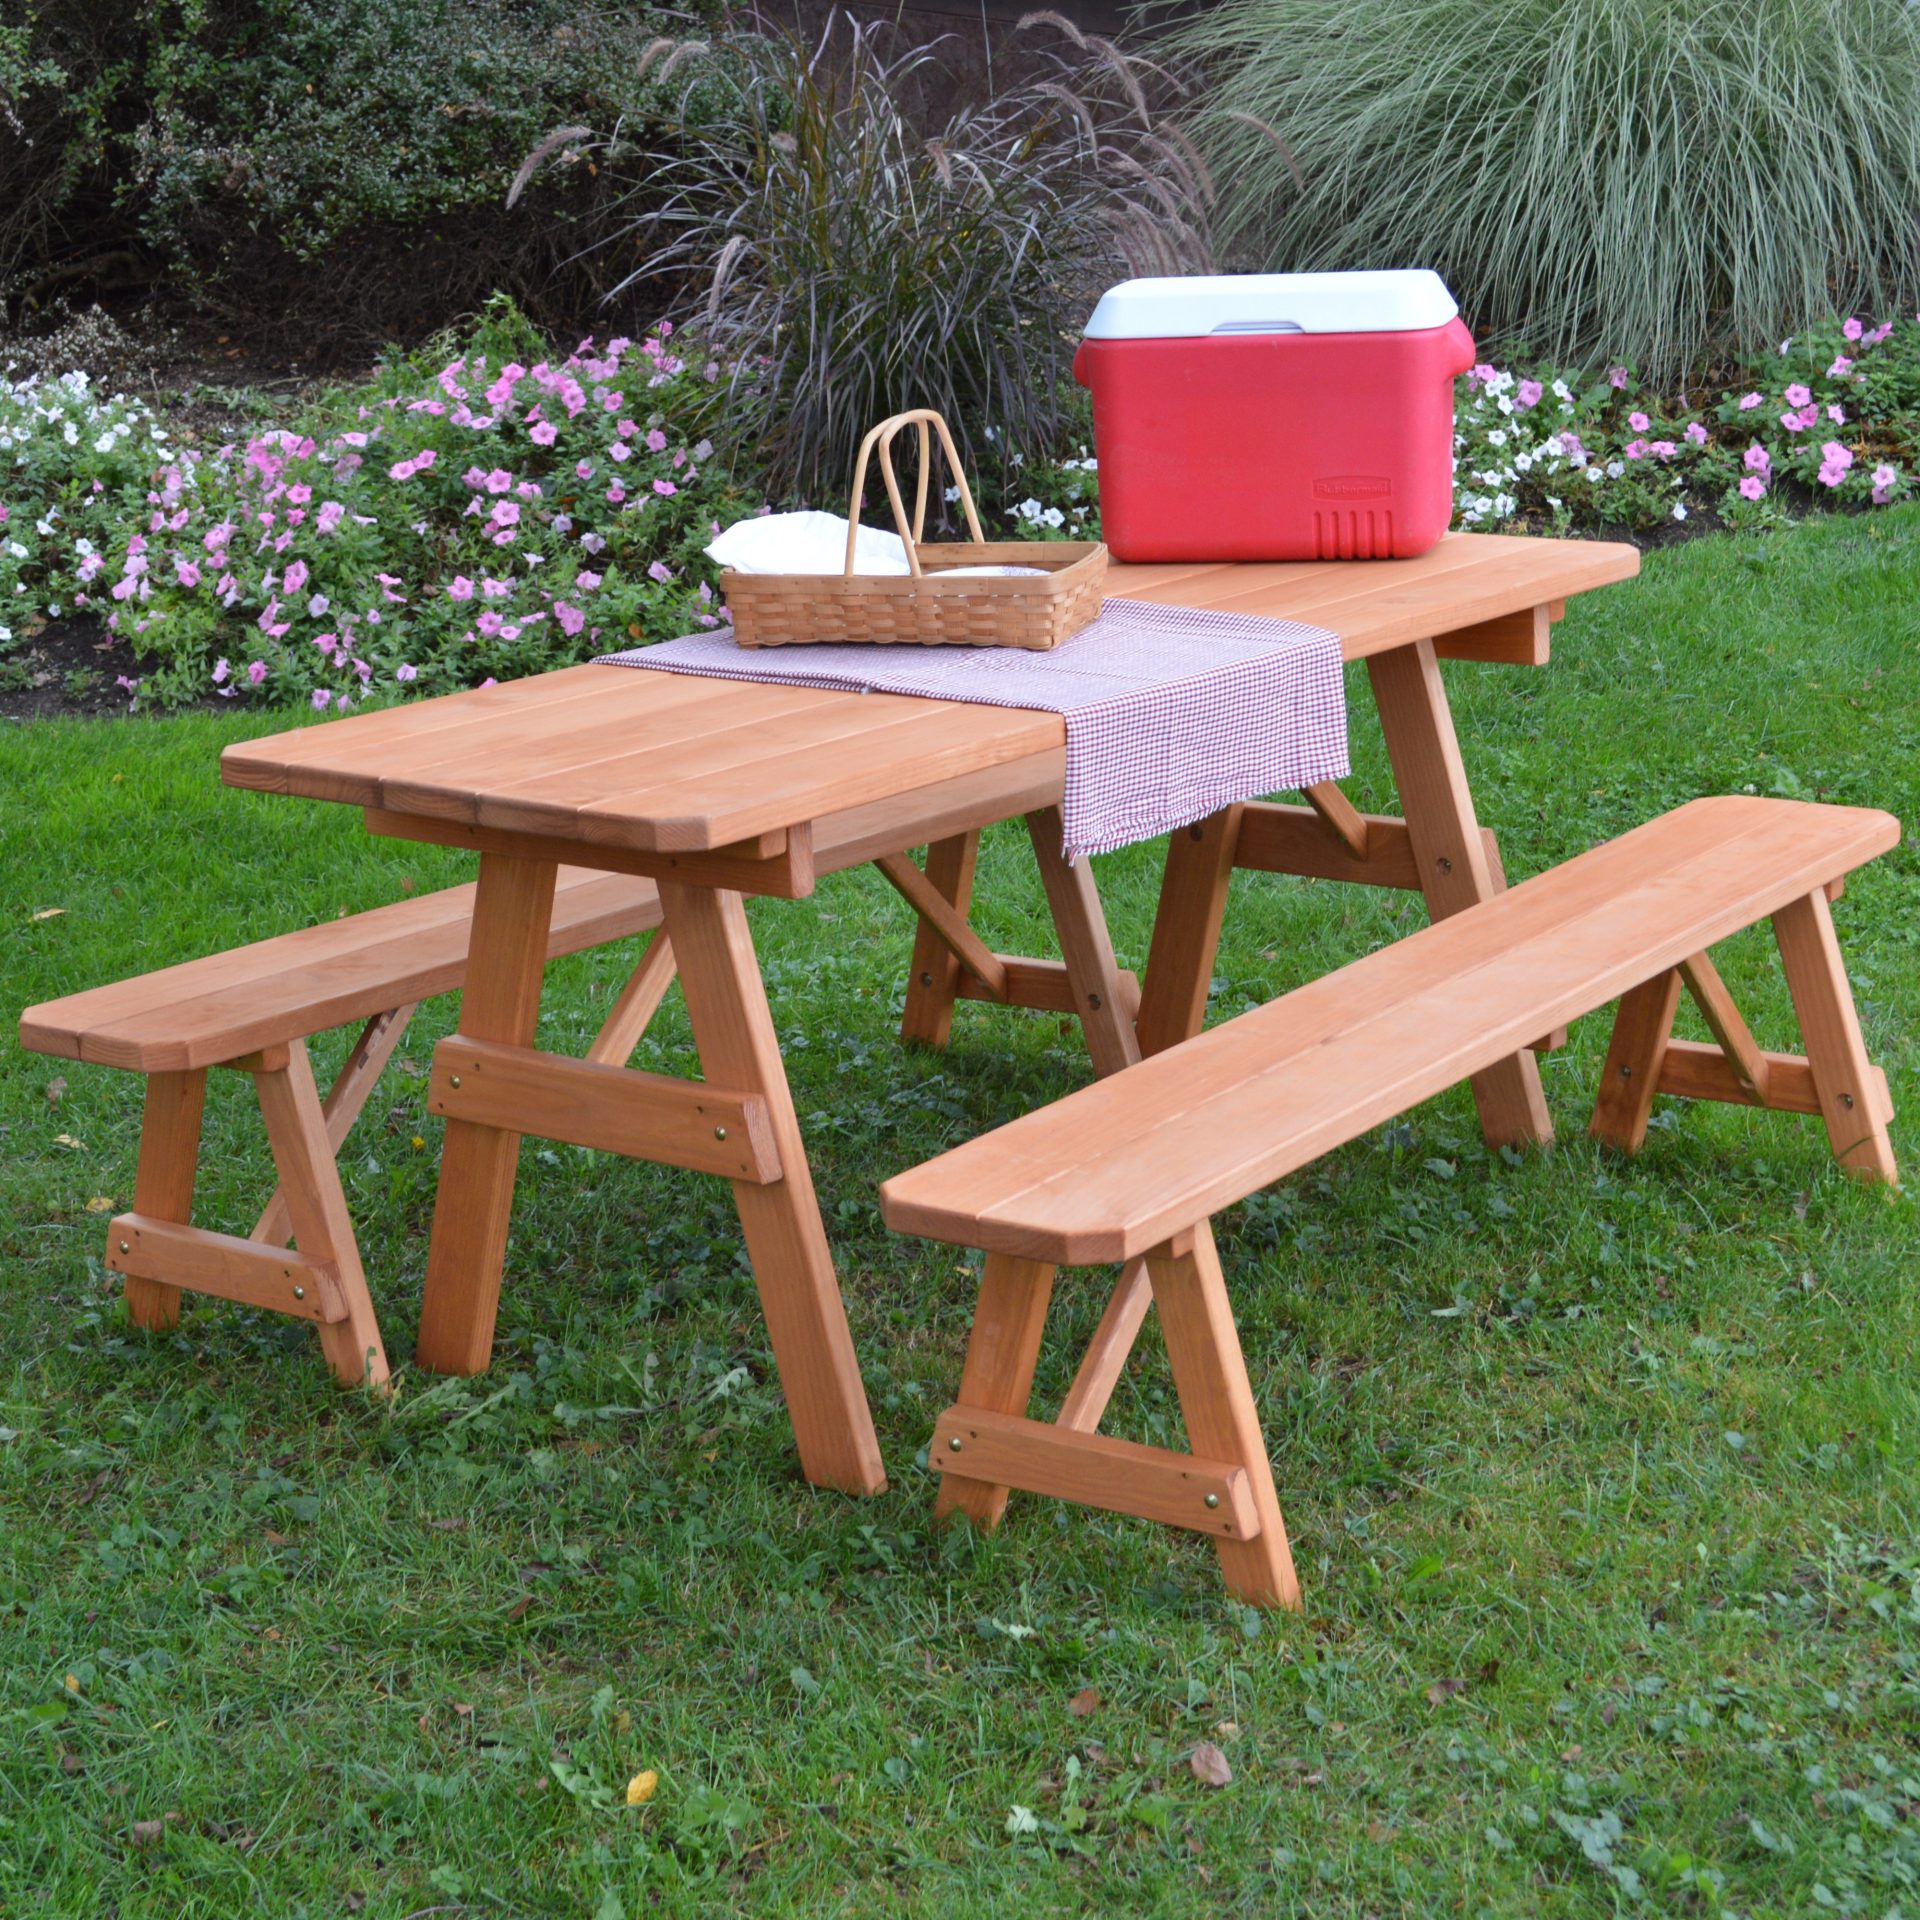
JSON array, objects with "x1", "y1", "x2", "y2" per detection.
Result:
[
  {"x1": 1150, "y1": 0, "x2": 1920, "y2": 376},
  {"x1": 2, "y1": 0, "x2": 713, "y2": 344},
  {"x1": 529, "y1": 13, "x2": 1214, "y2": 504}
]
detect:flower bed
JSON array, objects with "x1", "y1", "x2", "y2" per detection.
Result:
[
  {"x1": 1454, "y1": 313, "x2": 1914, "y2": 535},
  {"x1": 3, "y1": 307, "x2": 747, "y2": 710},
  {"x1": 6, "y1": 306, "x2": 1918, "y2": 713}
]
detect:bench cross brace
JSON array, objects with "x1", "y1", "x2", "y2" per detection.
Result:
[{"x1": 932, "y1": 1225, "x2": 1301, "y2": 1609}]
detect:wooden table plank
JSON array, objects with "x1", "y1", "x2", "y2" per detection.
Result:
[{"x1": 221, "y1": 534, "x2": 1639, "y2": 851}]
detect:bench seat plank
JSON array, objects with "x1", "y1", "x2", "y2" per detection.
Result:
[
  {"x1": 20, "y1": 867, "x2": 663, "y2": 1073},
  {"x1": 881, "y1": 797, "x2": 1898, "y2": 1265}
]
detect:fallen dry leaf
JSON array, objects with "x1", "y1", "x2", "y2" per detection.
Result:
[
  {"x1": 1425, "y1": 1677, "x2": 1468, "y2": 1706},
  {"x1": 30, "y1": 907, "x2": 66, "y2": 923},
  {"x1": 53, "y1": 1133, "x2": 84, "y2": 1151},
  {"x1": 44, "y1": 1077, "x2": 67, "y2": 1106},
  {"x1": 1189, "y1": 1741, "x2": 1233, "y2": 1788},
  {"x1": 1067, "y1": 1688, "x2": 1101, "y2": 1718},
  {"x1": 84, "y1": 1196, "x2": 115, "y2": 1213},
  {"x1": 626, "y1": 1769, "x2": 659, "y2": 1806},
  {"x1": 1367, "y1": 1819, "x2": 1397, "y2": 1844},
  {"x1": 129, "y1": 1819, "x2": 166, "y2": 1848},
  {"x1": 505, "y1": 1596, "x2": 532, "y2": 1622}
]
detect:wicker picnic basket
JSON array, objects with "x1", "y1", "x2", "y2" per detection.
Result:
[{"x1": 723, "y1": 408, "x2": 1107, "y2": 650}]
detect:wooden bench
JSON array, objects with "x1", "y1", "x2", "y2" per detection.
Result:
[
  {"x1": 19, "y1": 869, "x2": 668, "y2": 1388},
  {"x1": 879, "y1": 797, "x2": 1901, "y2": 1609}
]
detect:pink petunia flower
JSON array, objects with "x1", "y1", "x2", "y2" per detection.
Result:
[
  {"x1": 246, "y1": 659, "x2": 268, "y2": 685},
  {"x1": 396, "y1": 663, "x2": 418, "y2": 682},
  {"x1": 1628, "y1": 411, "x2": 1650, "y2": 433},
  {"x1": 311, "y1": 687, "x2": 332, "y2": 710},
  {"x1": 575, "y1": 459, "x2": 594, "y2": 480},
  {"x1": 1607, "y1": 366, "x2": 1628, "y2": 389},
  {"x1": 489, "y1": 500, "x2": 521, "y2": 528},
  {"x1": 485, "y1": 469, "x2": 513, "y2": 494},
  {"x1": 1684, "y1": 422, "x2": 1708, "y2": 445},
  {"x1": 645, "y1": 428, "x2": 668, "y2": 454},
  {"x1": 652, "y1": 478, "x2": 676, "y2": 496},
  {"x1": 448, "y1": 576, "x2": 475, "y2": 601},
  {"x1": 211, "y1": 658, "x2": 230, "y2": 685},
  {"x1": 1737, "y1": 392, "x2": 1762, "y2": 410},
  {"x1": 1784, "y1": 383, "x2": 1812, "y2": 408},
  {"x1": 1843, "y1": 317, "x2": 1863, "y2": 341},
  {"x1": 284, "y1": 559, "x2": 309, "y2": 595},
  {"x1": 575, "y1": 570, "x2": 602, "y2": 591},
  {"x1": 1826, "y1": 404, "x2": 1845, "y2": 425},
  {"x1": 647, "y1": 559, "x2": 673, "y2": 584},
  {"x1": 1649, "y1": 440, "x2": 1676, "y2": 460},
  {"x1": 1828, "y1": 356, "x2": 1852, "y2": 378},
  {"x1": 530, "y1": 420, "x2": 558, "y2": 446},
  {"x1": 1743, "y1": 443, "x2": 1770, "y2": 473},
  {"x1": 1738, "y1": 475, "x2": 1766, "y2": 501},
  {"x1": 175, "y1": 559, "x2": 202, "y2": 588},
  {"x1": 554, "y1": 601, "x2": 586, "y2": 637}
]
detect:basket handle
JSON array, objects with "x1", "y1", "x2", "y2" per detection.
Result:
[{"x1": 844, "y1": 409, "x2": 987, "y2": 578}]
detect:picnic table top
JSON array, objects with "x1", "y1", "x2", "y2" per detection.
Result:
[{"x1": 222, "y1": 531, "x2": 1639, "y2": 855}]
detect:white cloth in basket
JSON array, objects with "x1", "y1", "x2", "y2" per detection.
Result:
[
  {"x1": 706, "y1": 511, "x2": 1043, "y2": 580},
  {"x1": 599, "y1": 598, "x2": 1349, "y2": 858}
]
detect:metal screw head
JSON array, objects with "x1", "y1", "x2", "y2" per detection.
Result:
[
  {"x1": 1087, "y1": 992, "x2": 1102, "y2": 1011},
  {"x1": 948, "y1": 1436, "x2": 963, "y2": 1452},
  {"x1": 714, "y1": 1125, "x2": 728, "y2": 1141},
  {"x1": 449, "y1": 1073, "x2": 462, "y2": 1089},
  {"x1": 919, "y1": 971, "x2": 934, "y2": 988},
  {"x1": 1204, "y1": 1492, "x2": 1221, "y2": 1510},
  {"x1": 1436, "y1": 855, "x2": 1454, "y2": 875},
  {"x1": 1840, "y1": 1092, "x2": 1856, "y2": 1110},
  {"x1": 118, "y1": 1240, "x2": 130, "y2": 1255},
  {"x1": 293, "y1": 1285, "x2": 306, "y2": 1301},
  {"x1": 1618, "y1": 1064, "x2": 1633, "y2": 1079}
]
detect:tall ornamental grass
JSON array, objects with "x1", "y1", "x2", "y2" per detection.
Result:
[
  {"x1": 1150, "y1": 0, "x2": 1920, "y2": 375},
  {"x1": 518, "y1": 12, "x2": 1218, "y2": 503}
]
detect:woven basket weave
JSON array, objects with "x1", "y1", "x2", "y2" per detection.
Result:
[{"x1": 724, "y1": 409, "x2": 1106, "y2": 651}]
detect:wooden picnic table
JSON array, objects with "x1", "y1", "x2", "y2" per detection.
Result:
[{"x1": 221, "y1": 531, "x2": 1639, "y2": 1494}]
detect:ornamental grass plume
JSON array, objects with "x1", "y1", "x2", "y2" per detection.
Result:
[
  {"x1": 1148, "y1": 0, "x2": 1920, "y2": 376},
  {"x1": 514, "y1": 9, "x2": 1235, "y2": 503}
]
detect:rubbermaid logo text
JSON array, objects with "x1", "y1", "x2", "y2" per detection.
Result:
[{"x1": 1312, "y1": 474, "x2": 1393, "y2": 500}]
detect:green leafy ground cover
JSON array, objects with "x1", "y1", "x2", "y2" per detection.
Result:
[{"x1": 2, "y1": 509, "x2": 1917, "y2": 1915}]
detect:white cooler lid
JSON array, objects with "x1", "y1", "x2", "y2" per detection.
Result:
[{"x1": 1084, "y1": 269, "x2": 1458, "y2": 339}]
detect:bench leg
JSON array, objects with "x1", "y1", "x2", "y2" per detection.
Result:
[
  {"x1": 254, "y1": 1041, "x2": 390, "y2": 1389},
  {"x1": 660, "y1": 880, "x2": 886, "y2": 1496},
  {"x1": 899, "y1": 832, "x2": 980, "y2": 1049},
  {"x1": 416, "y1": 851, "x2": 558, "y2": 1376},
  {"x1": 1773, "y1": 890, "x2": 1899, "y2": 1184},
  {"x1": 1590, "y1": 969, "x2": 1683, "y2": 1153},
  {"x1": 1025, "y1": 807, "x2": 1141, "y2": 1080},
  {"x1": 935, "y1": 1252, "x2": 1058, "y2": 1528},
  {"x1": 1368, "y1": 640, "x2": 1553, "y2": 1150},
  {"x1": 586, "y1": 933, "x2": 678, "y2": 1066},
  {"x1": 1148, "y1": 1225, "x2": 1300, "y2": 1610},
  {"x1": 124, "y1": 1069, "x2": 207, "y2": 1331},
  {"x1": 255, "y1": 1004, "x2": 416, "y2": 1247}
]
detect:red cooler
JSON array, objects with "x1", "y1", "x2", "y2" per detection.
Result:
[{"x1": 1072, "y1": 270, "x2": 1475, "y2": 562}]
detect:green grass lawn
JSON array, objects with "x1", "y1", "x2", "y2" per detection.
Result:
[{"x1": 3, "y1": 511, "x2": 1917, "y2": 1918}]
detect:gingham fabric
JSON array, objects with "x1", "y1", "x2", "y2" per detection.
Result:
[{"x1": 599, "y1": 599, "x2": 1348, "y2": 858}]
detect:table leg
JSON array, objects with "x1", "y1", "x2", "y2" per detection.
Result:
[
  {"x1": 414, "y1": 851, "x2": 558, "y2": 1375},
  {"x1": 1024, "y1": 808, "x2": 1140, "y2": 1080},
  {"x1": 659, "y1": 880, "x2": 887, "y2": 1495},
  {"x1": 899, "y1": 831, "x2": 980, "y2": 1049},
  {"x1": 1134, "y1": 804, "x2": 1244, "y2": 1060},
  {"x1": 1367, "y1": 640, "x2": 1553, "y2": 1148}
]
